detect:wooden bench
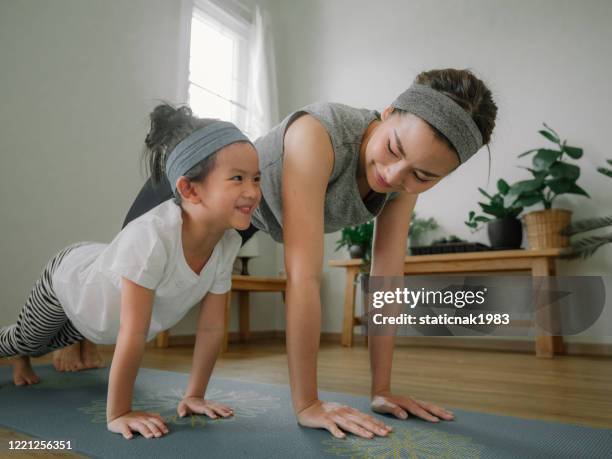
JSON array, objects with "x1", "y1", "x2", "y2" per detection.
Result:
[
  {"x1": 329, "y1": 248, "x2": 565, "y2": 358},
  {"x1": 155, "y1": 275, "x2": 286, "y2": 352}
]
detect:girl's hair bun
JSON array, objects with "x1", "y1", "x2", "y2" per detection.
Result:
[{"x1": 143, "y1": 103, "x2": 199, "y2": 184}]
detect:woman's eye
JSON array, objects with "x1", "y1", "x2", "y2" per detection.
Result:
[
  {"x1": 387, "y1": 140, "x2": 398, "y2": 158},
  {"x1": 413, "y1": 171, "x2": 427, "y2": 183},
  {"x1": 254, "y1": 176, "x2": 261, "y2": 183},
  {"x1": 231, "y1": 175, "x2": 243, "y2": 181}
]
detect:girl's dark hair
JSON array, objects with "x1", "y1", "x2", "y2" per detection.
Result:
[
  {"x1": 394, "y1": 69, "x2": 497, "y2": 175},
  {"x1": 143, "y1": 103, "x2": 218, "y2": 204}
]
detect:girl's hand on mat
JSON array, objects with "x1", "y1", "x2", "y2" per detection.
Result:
[
  {"x1": 297, "y1": 400, "x2": 393, "y2": 439},
  {"x1": 371, "y1": 392, "x2": 455, "y2": 423},
  {"x1": 177, "y1": 397, "x2": 234, "y2": 419},
  {"x1": 107, "y1": 411, "x2": 169, "y2": 440}
]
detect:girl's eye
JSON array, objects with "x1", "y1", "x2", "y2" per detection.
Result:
[
  {"x1": 231, "y1": 175, "x2": 243, "y2": 181},
  {"x1": 254, "y1": 176, "x2": 261, "y2": 183},
  {"x1": 387, "y1": 140, "x2": 398, "y2": 158}
]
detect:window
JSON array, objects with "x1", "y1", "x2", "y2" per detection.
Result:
[{"x1": 188, "y1": 0, "x2": 250, "y2": 131}]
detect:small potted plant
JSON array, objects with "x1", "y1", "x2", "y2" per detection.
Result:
[
  {"x1": 507, "y1": 123, "x2": 589, "y2": 249},
  {"x1": 465, "y1": 179, "x2": 524, "y2": 248},
  {"x1": 408, "y1": 211, "x2": 439, "y2": 248},
  {"x1": 561, "y1": 160, "x2": 612, "y2": 259},
  {"x1": 335, "y1": 220, "x2": 374, "y2": 261}
]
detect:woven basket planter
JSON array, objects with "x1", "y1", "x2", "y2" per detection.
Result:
[{"x1": 522, "y1": 209, "x2": 572, "y2": 249}]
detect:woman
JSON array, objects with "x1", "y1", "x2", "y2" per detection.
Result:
[{"x1": 58, "y1": 68, "x2": 497, "y2": 439}]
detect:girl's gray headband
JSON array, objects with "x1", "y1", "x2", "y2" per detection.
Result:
[
  {"x1": 391, "y1": 83, "x2": 483, "y2": 163},
  {"x1": 165, "y1": 120, "x2": 252, "y2": 193}
]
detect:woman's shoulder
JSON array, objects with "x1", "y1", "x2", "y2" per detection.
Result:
[{"x1": 299, "y1": 102, "x2": 379, "y2": 128}]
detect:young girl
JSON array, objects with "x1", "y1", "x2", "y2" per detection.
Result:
[{"x1": 0, "y1": 104, "x2": 261, "y2": 440}]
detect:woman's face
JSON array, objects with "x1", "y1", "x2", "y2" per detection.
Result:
[
  {"x1": 191, "y1": 142, "x2": 261, "y2": 231},
  {"x1": 364, "y1": 108, "x2": 460, "y2": 194}
]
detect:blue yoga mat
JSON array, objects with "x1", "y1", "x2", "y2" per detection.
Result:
[{"x1": 0, "y1": 364, "x2": 610, "y2": 458}]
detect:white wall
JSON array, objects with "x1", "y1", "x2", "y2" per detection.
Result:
[{"x1": 267, "y1": 0, "x2": 612, "y2": 340}]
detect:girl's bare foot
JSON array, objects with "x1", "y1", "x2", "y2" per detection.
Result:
[
  {"x1": 11, "y1": 356, "x2": 40, "y2": 386},
  {"x1": 52, "y1": 343, "x2": 85, "y2": 372},
  {"x1": 80, "y1": 340, "x2": 104, "y2": 369}
]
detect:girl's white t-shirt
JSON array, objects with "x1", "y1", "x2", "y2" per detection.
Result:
[{"x1": 52, "y1": 200, "x2": 241, "y2": 344}]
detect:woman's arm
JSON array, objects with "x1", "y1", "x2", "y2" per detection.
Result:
[
  {"x1": 369, "y1": 193, "x2": 454, "y2": 422},
  {"x1": 106, "y1": 277, "x2": 168, "y2": 439},
  {"x1": 282, "y1": 115, "x2": 391, "y2": 439},
  {"x1": 176, "y1": 292, "x2": 233, "y2": 419}
]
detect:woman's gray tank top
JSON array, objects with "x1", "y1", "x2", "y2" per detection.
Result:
[{"x1": 252, "y1": 102, "x2": 395, "y2": 243}]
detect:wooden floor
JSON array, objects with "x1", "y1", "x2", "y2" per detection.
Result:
[{"x1": 1, "y1": 340, "x2": 611, "y2": 457}]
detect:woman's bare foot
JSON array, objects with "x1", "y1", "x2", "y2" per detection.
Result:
[
  {"x1": 11, "y1": 356, "x2": 40, "y2": 386},
  {"x1": 52, "y1": 343, "x2": 85, "y2": 372},
  {"x1": 80, "y1": 339, "x2": 104, "y2": 369}
]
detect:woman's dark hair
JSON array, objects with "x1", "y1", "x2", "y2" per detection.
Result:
[
  {"x1": 143, "y1": 103, "x2": 218, "y2": 204},
  {"x1": 394, "y1": 69, "x2": 498, "y2": 174}
]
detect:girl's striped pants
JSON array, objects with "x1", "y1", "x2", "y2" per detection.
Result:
[{"x1": 0, "y1": 243, "x2": 86, "y2": 358}]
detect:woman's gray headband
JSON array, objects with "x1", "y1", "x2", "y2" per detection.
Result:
[
  {"x1": 165, "y1": 120, "x2": 252, "y2": 193},
  {"x1": 391, "y1": 83, "x2": 483, "y2": 163}
]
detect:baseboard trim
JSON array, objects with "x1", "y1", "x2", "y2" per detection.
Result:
[{"x1": 159, "y1": 331, "x2": 611, "y2": 357}]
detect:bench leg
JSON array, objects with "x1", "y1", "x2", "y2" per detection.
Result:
[
  {"x1": 239, "y1": 291, "x2": 250, "y2": 342},
  {"x1": 156, "y1": 331, "x2": 169, "y2": 348},
  {"x1": 532, "y1": 258, "x2": 564, "y2": 358},
  {"x1": 222, "y1": 291, "x2": 232, "y2": 353},
  {"x1": 341, "y1": 267, "x2": 359, "y2": 347}
]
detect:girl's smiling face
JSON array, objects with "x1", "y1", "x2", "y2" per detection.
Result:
[
  {"x1": 363, "y1": 108, "x2": 460, "y2": 195},
  {"x1": 187, "y1": 142, "x2": 261, "y2": 231}
]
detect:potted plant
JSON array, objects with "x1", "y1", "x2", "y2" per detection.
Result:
[
  {"x1": 465, "y1": 179, "x2": 524, "y2": 248},
  {"x1": 507, "y1": 123, "x2": 589, "y2": 249},
  {"x1": 335, "y1": 220, "x2": 374, "y2": 261},
  {"x1": 561, "y1": 160, "x2": 612, "y2": 259},
  {"x1": 408, "y1": 211, "x2": 439, "y2": 247}
]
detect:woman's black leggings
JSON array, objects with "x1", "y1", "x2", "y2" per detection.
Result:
[{"x1": 122, "y1": 175, "x2": 259, "y2": 246}]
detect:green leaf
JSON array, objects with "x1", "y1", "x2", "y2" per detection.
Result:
[
  {"x1": 518, "y1": 149, "x2": 540, "y2": 158},
  {"x1": 497, "y1": 179, "x2": 510, "y2": 195},
  {"x1": 474, "y1": 216, "x2": 491, "y2": 222},
  {"x1": 539, "y1": 129, "x2": 559, "y2": 144},
  {"x1": 547, "y1": 177, "x2": 575, "y2": 194},
  {"x1": 549, "y1": 161, "x2": 580, "y2": 180},
  {"x1": 468, "y1": 210, "x2": 475, "y2": 220},
  {"x1": 533, "y1": 149, "x2": 561, "y2": 171},
  {"x1": 513, "y1": 194, "x2": 542, "y2": 207},
  {"x1": 542, "y1": 122, "x2": 560, "y2": 140},
  {"x1": 478, "y1": 187, "x2": 493, "y2": 199},
  {"x1": 598, "y1": 167, "x2": 612, "y2": 178},
  {"x1": 563, "y1": 145, "x2": 583, "y2": 159},
  {"x1": 478, "y1": 202, "x2": 506, "y2": 218},
  {"x1": 508, "y1": 178, "x2": 544, "y2": 195},
  {"x1": 566, "y1": 183, "x2": 590, "y2": 198}
]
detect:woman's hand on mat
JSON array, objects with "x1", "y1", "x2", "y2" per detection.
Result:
[
  {"x1": 371, "y1": 392, "x2": 454, "y2": 422},
  {"x1": 107, "y1": 411, "x2": 169, "y2": 440},
  {"x1": 297, "y1": 400, "x2": 393, "y2": 439},
  {"x1": 177, "y1": 396, "x2": 234, "y2": 419}
]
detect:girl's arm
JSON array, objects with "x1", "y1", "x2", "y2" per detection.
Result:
[
  {"x1": 368, "y1": 192, "x2": 454, "y2": 422},
  {"x1": 106, "y1": 277, "x2": 168, "y2": 439},
  {"x1": 176, "y1": 292, "x2": 233, "y2": 419},
  {"x1": 282, "y1": 115, "x2": 391, "y2": 439}
]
